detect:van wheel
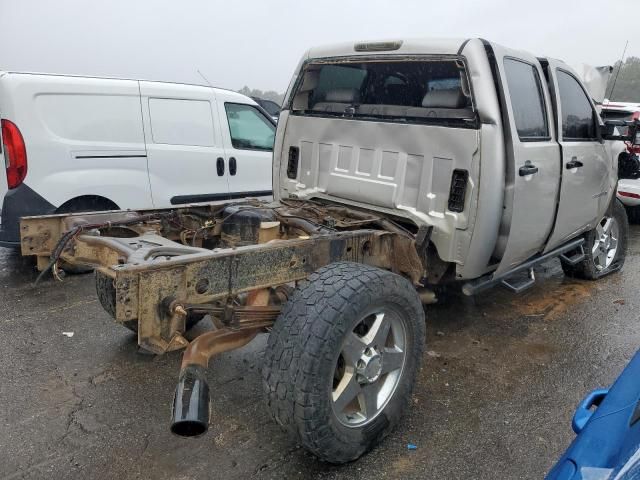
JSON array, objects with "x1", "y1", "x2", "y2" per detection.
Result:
[
  {"x1": 561, "y1": 200, "x2": 628, "y2": 280},
  {"x1": 56, "y1": 196, "x2": 120, "y2": 274},
  {"x1": 262, "y1": 262, "x2": 425, "y2": 464},
  {"x1": 95, "y1": 271, "x2": 205, "y2": 333}
]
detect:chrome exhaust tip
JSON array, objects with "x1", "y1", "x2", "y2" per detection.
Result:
[{"x1": 170, "y1": 364, "x2": 210, "y2": 437}]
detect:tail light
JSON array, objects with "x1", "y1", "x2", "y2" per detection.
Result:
[{"x1": 1, "y1": 119, "x2": 28, "y2": 189}]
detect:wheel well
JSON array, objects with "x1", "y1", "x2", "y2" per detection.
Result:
[{"x1": 56, "y1": 195, "x2": 120, "y2": 214}]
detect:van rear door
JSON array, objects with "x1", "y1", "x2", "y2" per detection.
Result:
[
  {"x1": 487, "y1": 43, "x2": 562, "y2": 275},
  {"x1": 0, "y1": 120, "x2": 8, "y2": 215},
  {"x1": 0, "y1": 76, "x2": 8, "y2": 215},
  {"x1": 139, "y1": 82, "x2": 230, "y2": 206}
]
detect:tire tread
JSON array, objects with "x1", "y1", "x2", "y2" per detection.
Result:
[{"x1": 262, "y1": 262, "x2": 425, "y2": 463}]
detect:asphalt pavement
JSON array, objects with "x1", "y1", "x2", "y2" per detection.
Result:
[{"x1": 1, "y1": 227, "x2": 640, "y2": 479}]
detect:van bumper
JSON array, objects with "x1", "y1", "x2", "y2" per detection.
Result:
[{"x1": 0, "y1": 184, "x2": 56, "y2": 248}]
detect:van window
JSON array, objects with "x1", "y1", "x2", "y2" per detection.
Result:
[
  {"x1": 291, "y1": 59, "x2": 475, "y2": 126},
  {"x1": 556, "y1": 70, "x2": 597, "y2": 140},
  {"x1": 148, "y1": 98, "x2": 215, "y2": 146},
  {"x1": 503, "y1": 59, "x2": 549, "y2": 140},
  {"x1": 224, "y1": 103, "x2": 275, "y2": 151}
]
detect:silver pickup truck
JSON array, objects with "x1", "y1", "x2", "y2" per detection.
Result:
[{"x1": 18, "y1": 38, "x2": 632, "y2": 463}]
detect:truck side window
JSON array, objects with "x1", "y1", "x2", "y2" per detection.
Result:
[
  {"x1": 556, "y1": 70, "x2": 597, "y2": 141},
  {"x1": 503, "y1": 59, "x2": 549, "y2": 141},
  {"x1": 224, "y1": 103, "x2": 275, "y2": 151}
]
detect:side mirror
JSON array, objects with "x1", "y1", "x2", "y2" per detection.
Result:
[{"x1": 600, "y1": 121, "x2": 618, "y2": 139}]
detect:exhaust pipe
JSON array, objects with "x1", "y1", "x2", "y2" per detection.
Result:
[
  {"x1": 170, "y1": 364, "x2": 210, "y2": 437},
  {"x1": 168, "y1": 320, "x2": 266, "y2": 438}
]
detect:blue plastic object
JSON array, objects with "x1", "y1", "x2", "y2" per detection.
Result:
[
  {"x1": 546, "y1": 350, "x2": 640, "y2": 480},
  {"x1": 572, "y1": 388, "x2": 609, "y2": 434}
]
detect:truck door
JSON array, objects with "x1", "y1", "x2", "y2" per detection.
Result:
[
  {"x1": 139, "y1": 81, "x2": 230, "y2": 207},
  {"x1": 488, "y1": 44, "x2": 562, "y2": 275},
  {"x1": 543, "y1": 61, "x2": 611, "y2": 251},
  {"x1": 215, "y1": 92, "x2": 275, "y2": 199}
]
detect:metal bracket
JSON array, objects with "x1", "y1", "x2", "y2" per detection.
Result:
[
  {"x1": 559, "y1": 245, "x2": 586, "y2": 266},
  {"x1": 501, "y1": 267, "x2": 535, "y2": 293}
]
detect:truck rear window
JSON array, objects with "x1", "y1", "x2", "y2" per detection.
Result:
[{"x1": 290, "y1": 58, "x2": 475, "y2": 126}]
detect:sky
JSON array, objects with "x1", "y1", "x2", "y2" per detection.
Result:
[{"x1": 0, "y1": 0, "x2": 637, "y2": 94}]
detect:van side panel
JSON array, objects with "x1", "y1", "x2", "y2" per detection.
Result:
[
  {"x1": 1, "y1": 74, "x2": 152, "y2": 210},
  {"x1": 0, "y1": 73, "x2": 9, "y2": 213}
]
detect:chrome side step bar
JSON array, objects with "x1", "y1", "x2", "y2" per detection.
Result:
[
  {"x1": 462, "y1": 237, "x2": 585, "y2": 296},
  {"x1": 559, "y1": 245, "x2": 586, "y2": 266},
  {"x1": 501, "y1": 268, "x2": 536, "y2": 293}
]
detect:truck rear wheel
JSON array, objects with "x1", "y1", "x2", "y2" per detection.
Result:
[
  {"x1": 95, "y1": 271, "x2": 205, "y2": 333},
  {"x1": 561, "y1": 199, "x2": 628, "y2": 280},
  {"x1": 262, "y1": 262, "x2": 425, "y2": 464}
]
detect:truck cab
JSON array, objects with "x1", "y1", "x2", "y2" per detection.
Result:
[{"x1": 274, "y1": 38, "x2": 622, "y2": 282}]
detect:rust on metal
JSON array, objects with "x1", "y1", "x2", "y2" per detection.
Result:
[
  {"x1": 180, "y1": 326, "x2": 265, "y2": 369},
  {"x1": 20, "y1": 199, "x2": 430, "y2": 354}
]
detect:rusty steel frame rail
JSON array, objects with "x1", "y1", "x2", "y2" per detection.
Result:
[
  {"x1": 73, "y1": 228, "x2": 424, "y2": 354},
  {"x1": 20, "y1": 205, "x2": 426, "y2": 355}
]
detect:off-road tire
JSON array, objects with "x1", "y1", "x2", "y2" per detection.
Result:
[
  {"x1": 262, "y1": 262, "x2": 425, "y2": 464},
  {"x1": 95, "y1": 271, "x2": 204, "y2": 333},
  {"x1": 561, "y1": 199, "x2": 628, "y2": 280}
]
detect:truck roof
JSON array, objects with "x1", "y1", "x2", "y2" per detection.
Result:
[
  {"x1": 0, "y1": 70, "x2": 245, "y2": 99},
  {"x1": 302, "y1": 37, "x2": 576, "y2": 68},
  {"x1": 304, "y1": 37, "x2": 469, "y2": 60}
]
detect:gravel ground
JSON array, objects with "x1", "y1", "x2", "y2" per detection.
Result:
[{"x1": 1, "y1": 226, "x2": 639, "y2": 479}]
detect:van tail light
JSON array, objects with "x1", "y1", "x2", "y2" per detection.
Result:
[{"x1": 1, "y1": 119, "x2": 28, "y2": 189}]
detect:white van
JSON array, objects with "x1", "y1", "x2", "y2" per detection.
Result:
[{"x1": 0, "y1": 72, "x2": 275, "y2": 247}]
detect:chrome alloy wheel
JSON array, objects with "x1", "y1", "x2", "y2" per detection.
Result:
[
  {"x1": 331, "y1": 309, "x2": 407, "y2": 427},
  {"x1": 592, "y1": 215, "x2": 619, "y2": 271}
]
